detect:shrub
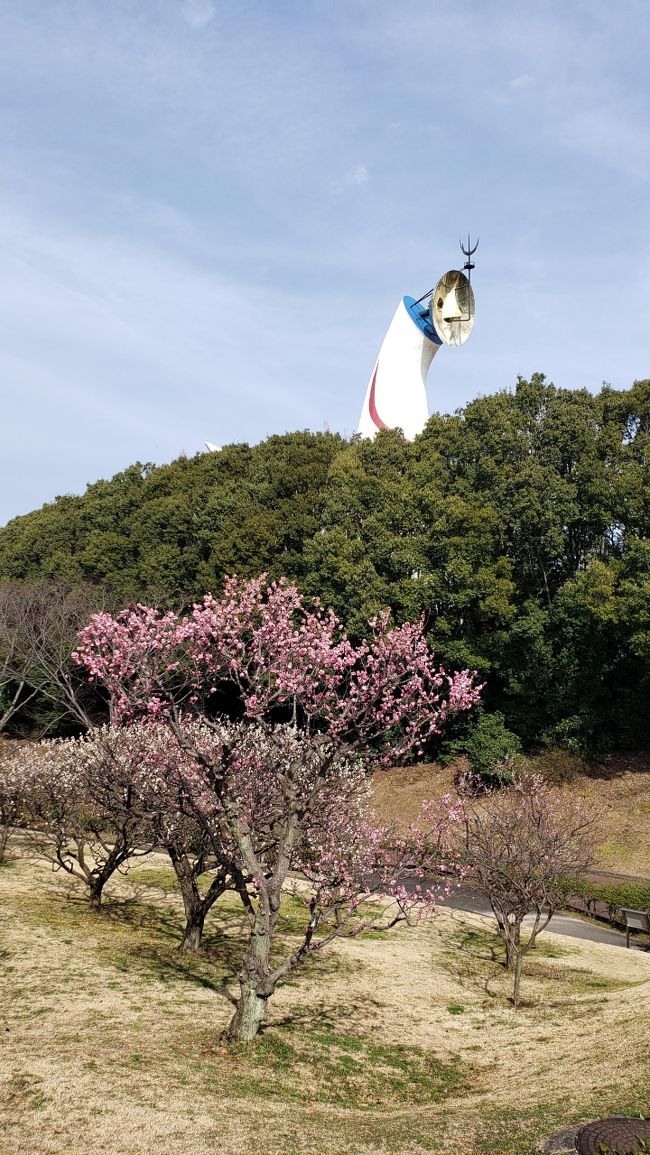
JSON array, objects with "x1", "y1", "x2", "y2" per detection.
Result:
[
  {"x1": 534, "y1": 748, "x2": 590, "y2": 785},
  {"x1": 561, "y1": 876, "x2": 650, "y2": 921},
  {"x1": 464, "y1": 712, "x2": 522, "y2": 785}
]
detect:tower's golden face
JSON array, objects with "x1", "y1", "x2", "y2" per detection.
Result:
[{"x1": 431, "y1": 270, "x2": 475, "y2": 346}]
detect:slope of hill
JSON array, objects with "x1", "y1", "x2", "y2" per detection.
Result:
[{"x1": 371, "y1": 756, "x2": 650, "y2": 879}]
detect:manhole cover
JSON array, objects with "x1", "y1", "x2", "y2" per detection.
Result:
[{"x1": 576, "y1": 1118, "x2": 650, "y2": 1155}]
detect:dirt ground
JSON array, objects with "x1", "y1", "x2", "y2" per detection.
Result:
[{"x1": 1, "y1": 847, "x2": 648, "y2": 1155}]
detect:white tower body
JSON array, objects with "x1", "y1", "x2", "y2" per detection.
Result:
[
  {"x1": 357, "y1": 296, "x2": 441, "y2": 441},
  {"x1": 357, "y1": 270, "x2": 475, "y2": 441}
]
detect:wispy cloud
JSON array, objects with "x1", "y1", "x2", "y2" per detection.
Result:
[
  {"x1": 509, "y1": 74, "x2": 534, "y2": 90},
  {"x1": 347, "y1": 164, "x2": 369, "y2": 186},
  {"x1": 0, "y1": 196, "x2": 382, "y2": 519},
  {"x1": 181, "y1": 0, "x2": 217, "y2": 31}
]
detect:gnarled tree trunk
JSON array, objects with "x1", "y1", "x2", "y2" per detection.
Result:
[
  {"x1": 88, "y1": 874, "x2": 106, "y2": 909},
  {"x1": 179, "y1": 907, "x2": 207, "y2": 952},
  {"x1": 226, "y1": 980, "x2": 269, "y2": 1043},
  {"x1": 226, "y1": 889, "x2": 279, "y2": 1042},
  {"x1": 166, "y1": 841, "x2": 230, "y2": 953}
]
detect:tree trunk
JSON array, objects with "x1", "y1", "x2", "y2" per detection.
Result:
[
  {"x1": 226, "y1": 901, "x2": 276, "y2": 1043},
  {"x1": 226, "y1": 981, "x2": 269, "y2": 1042},
  {"x1": 224, "y1": 808, "x2": 298, "y2": 1044},
  {"x1": 179, "y1": 907, "x2": 206, "y2": 953},
  {"x1": 88, "y1": 875, "x2": 105, "y2": 909},
  {"x1": 512, "y1": 955, "x2": 523, "y2": 1009},
  {"x1": 0, "y1": 824, "x2": 9, "y2": 865},
  {"x1": 504, "y1": 920, "x2": 521, "y2": 971},
  {"x1": 167, "y1": 843, "x2": 229, "y2": 954}
]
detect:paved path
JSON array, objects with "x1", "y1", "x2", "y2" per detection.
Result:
[{"x1": 440, "y1": 883, "x2": 648, "y2": 950}]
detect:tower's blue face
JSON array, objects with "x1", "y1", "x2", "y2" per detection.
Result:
[{"x1": 403, "y1": 296, "x2": 442, "y2": 345}]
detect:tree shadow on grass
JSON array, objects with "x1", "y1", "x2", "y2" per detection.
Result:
[
  {"x1": 94, "y1": 895, "x2": 185, "y2": 942},
  {"x1": 435, "y1": 924, "x2": 508, "y2": 999},
  {"x1": 268, "y1": 994, "x2": 387, "y2": 1036},
  {"x1": 451, "y1": 925, "x2": 504, "y2": 963},
  {"x1": 101, "y1": 930, "x2": 244, "y2": 1006},
  {"x1": 130, "y1": 945, "x2": 241, "y2": 1003}
]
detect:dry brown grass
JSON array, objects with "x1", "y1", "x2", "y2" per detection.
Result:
[
  {"x1": 371, "y1": 756, "x2": 650, "y2": 877},
  {"x1": 1, "y1": 845, "x2": 649, "y2": 1155}
]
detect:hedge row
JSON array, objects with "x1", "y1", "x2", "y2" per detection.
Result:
[{"x1": 562, "y1": 876, "x2": 650, "y2": 922}]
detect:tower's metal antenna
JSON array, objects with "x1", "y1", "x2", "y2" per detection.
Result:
[
  {"x1": 412, "y1": 234, "x2": 479, "y2": 307},
  {"x1": 460, "y1": 234, "x2": 479, "y2": 284}
]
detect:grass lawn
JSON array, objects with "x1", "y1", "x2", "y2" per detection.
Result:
[{"x1": 1, "y1": 847, "x2": 649, "y2": 1155}]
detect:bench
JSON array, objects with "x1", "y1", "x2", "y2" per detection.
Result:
[{"x1": 620, "y1": 907, "x2": 650, "y2": 949}]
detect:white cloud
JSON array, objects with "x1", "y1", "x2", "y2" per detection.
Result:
[
  {"x1": 181, "y1": 0, "x2": 217, "y2": 31},
  {"x1": 347, "y1": 164, "x2": 369, "y2": 186},
  {"x1": 509, "y1": 74, "x2": 534, "y2": 90}
]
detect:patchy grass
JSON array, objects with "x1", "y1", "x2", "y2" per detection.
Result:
[
  {"x1": 472, "y1": 1090, "x2": 650, "y2": 1155},
  {"x1": 436, "y1": 922, "x2": 640, "y2": 1001},
  {"x1": 0, "y1": 849, "x2": 649, "y2": 1155},
  {"x1": 127, "y1": 863, "x2": 181, "y2": 893},
  {"x1": 224, "y1": 1028, "x2": 471, "y2": 1109}
]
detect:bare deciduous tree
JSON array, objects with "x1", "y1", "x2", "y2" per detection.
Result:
[
  {"x1": 0, "y1": 581, "x2": 106, "y2": 736},
  {"x1": 456, "y1": 772, "x2": 596, "y2": 1008}
]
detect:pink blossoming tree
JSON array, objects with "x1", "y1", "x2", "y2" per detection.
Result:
[
  {"x1": 74, "y1": 576, "x2": 480, "y2": 1041},
  {"x1": 124, "y1": 722, "x2": 239, "y2": 953}
]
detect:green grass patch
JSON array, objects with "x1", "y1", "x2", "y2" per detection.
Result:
[
  {"x1": 127, "y1": 864, "x2": 181, "y2": 893},
  {"x1": 448, "y1": 924, "x2": 572, "y2": 961},
  {"x1": 219, "y1": 1027, "x2": 473, "y2": 1109},
  {"x1": 2, "y1": 1072, "x2": 51, "y2": 1113}
]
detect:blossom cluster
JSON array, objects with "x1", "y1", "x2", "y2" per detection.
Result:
[{"x1": 74, "y1": 575, "x2": 481, "y2": 762}]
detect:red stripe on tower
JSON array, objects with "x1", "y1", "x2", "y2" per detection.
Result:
[{"x1": 368, "y1": 366, "x2": 389, "y2": 431}]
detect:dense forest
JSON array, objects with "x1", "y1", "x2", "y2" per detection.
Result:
[{"x1": 1, "y1": 374, "x2": 649, "y2": 754}]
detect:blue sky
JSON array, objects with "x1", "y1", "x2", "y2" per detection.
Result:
[{"x1": 1, "y1": 0, "x2": 649, "y2": 525}]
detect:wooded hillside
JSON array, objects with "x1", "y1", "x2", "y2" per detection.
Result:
[{"x1": 1, "y1": 374, "x2": 648, "y2": 752}]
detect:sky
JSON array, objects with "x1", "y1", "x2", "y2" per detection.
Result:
[{"x1": 1, "y1": 0, "x2": 649, "y2": 526}]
